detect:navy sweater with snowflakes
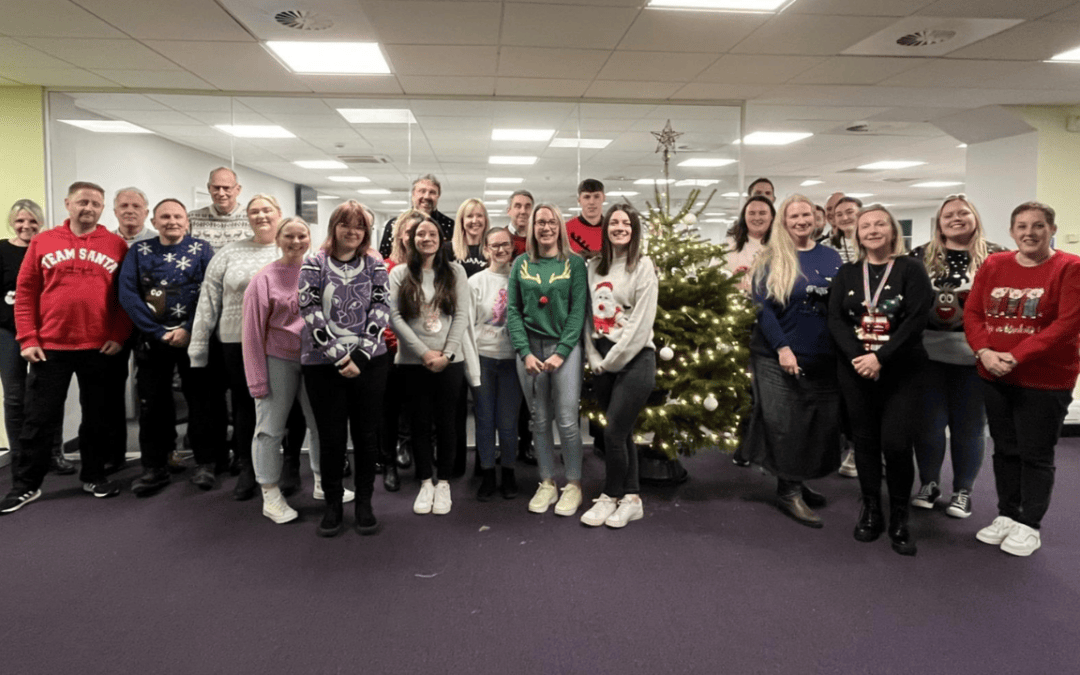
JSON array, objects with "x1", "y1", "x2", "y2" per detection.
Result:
[{"x1": 118, "y1": 235, "x2": 214, "y2": 341}]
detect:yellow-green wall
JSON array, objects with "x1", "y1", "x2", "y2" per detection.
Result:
[
  {"x1": 1019, "y1": 105, "x2": 1080, "y2": 256},
  {"x1": 0, "y1": 86, "x2": 46, "y2": 226}
]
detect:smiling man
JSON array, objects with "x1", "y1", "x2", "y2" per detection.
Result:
[
  {"x1": 188, "y1": 167, "x2": 246, "y2": 253},
  {"x1": 377, "y1": 174, "x2": 455, "y2": 258},
  {"x1": 1, "y1": 182, "x2": 132, "y2": 514},
  {"x1": 113, "y1": 187, "x2": 156, "y2": 244},
  {"x1": 565, "y1": 178, "x2": 605, "y2": 257},
  {"x1": 505, "y1": 189, "x2": 533, "y2": 257}
]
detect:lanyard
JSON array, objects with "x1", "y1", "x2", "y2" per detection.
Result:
[{"x1": 862, "y1": 259, "x2": 895, "y2": 314}]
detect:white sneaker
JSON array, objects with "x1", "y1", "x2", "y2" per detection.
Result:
[
  {"x1": 312, "y1": 475, "x2": 355, "y2": 503},
  {"x1": 261, "y1": 487, "x2": 298, "y2": 524},
  {"x1": 839, "y1": 450, "x2": 858, "y2": 478},
  {"x1": 554, "y1": 483, "x2": 582, "y2": 516},
  {"x1": 432, "y1": 481, "x2": 452, "y2": 515},
  {"x1": 580, "y1": 494, "x2": 618, "y2": 527},
  {"x1": 605, "y1": 496, "x2": 644, "y2": 528},
  {"x1": 528, "y1": 481, "x2": 558, "y2": 514},
  {"x1": 414, "y1": 480, "x2": 435, "y2": 514},
  {"x1": 1000, "y1": 522, "x2": 1041, "y2": 557},
  {"x1": 976, "y1": 515, "x2": 1017, "y2": 545}
]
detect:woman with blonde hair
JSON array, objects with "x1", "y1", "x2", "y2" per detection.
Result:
[
  {"x1": 450, "y1": 198, "x2": 489, "y2": 277},
  {"x1": 507, "y1": 204, "x2": 588, "y2": 517},
  {"x1": 909, "y1": 195, "x2": 1005, "y2": 519},
  {"x1": 829, "y1": 205, "x2": 933, "y2": 555},
  {"x1": 744, "y1": 195, "x2": 843, "y2": 528}
]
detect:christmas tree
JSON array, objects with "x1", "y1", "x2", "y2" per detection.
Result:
[{"x1": 585, "y1": 121, "x2": 756, "y2": 458}]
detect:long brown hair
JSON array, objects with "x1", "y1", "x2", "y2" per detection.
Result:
[
  {"x1": 597, "y1": 203, "x2": 643, "y2": 276},
  {"x1": 322, "y1": 200, "x2": 371, "y2": 258},
  {"x1": 397, "y1": 218, "x2": 458, "y2": 320}
]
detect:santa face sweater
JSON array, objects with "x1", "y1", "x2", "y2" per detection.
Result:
[
  {"x1": 963, "y1": 250, "x2": 1080, "y2": 390},
  {"x1": 187, "y1": 237, "x2": 278, "y2": 367},
  {"x1": 118, "y1": 235, "x2": 213, "y2": 341},
  {"x1": 15, "y1": 221, "x2": 131, "y2": 351},
  {"x1": 469, "y1": 267, "x2": 515, "y2": 360},
  {"x1": 584, "y1": 254, "x2": 658, "y2": 373},
  {"x1": 506, "y1": 254, "x2": 588, "y2": 360},
  {"x1": 299, "y1": 249, "x2": 390, "y2": 368},
  {"x1": 243, "y1": 260, "x2": 306, "y2": 398}
]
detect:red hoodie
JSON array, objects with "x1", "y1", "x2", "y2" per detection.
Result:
[{"x1": 15, "y1": 220, "x2": 132, "y2": 351}]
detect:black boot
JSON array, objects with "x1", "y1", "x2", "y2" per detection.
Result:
[
  {"x1": 476, "y1": 468, "x2": 497, "y2": 502},
  {"x1": 888, "y1": 499, "x2": 917, "y2": 556},
  {"x1": 232, "y1": 463, "x2": 257, "y2": 501},
  {"x1": 853, "y1": 494, "x2": 885, "y2": 542},
  {"x1": 501, "y1": 467, "x2": 518, "y2": 499},
  {"x1": 396, "y1": 441, "x2": 412, "y2": 470},
  {"x1": 317, "y1": 500, "x2": 344, "y2": 537},
  {"x1": 801, "y1": 483, "x2": 827, "y2": 508},
  {"x1": 383, "y1": 460, "x2": 400, "y2": 493},
  {"x1": 280, "y1": 454, "x2": 301, "y2": 497},
  {"x1": 776, "y1": 479, "x2": 822, "y2": 528},
  {"x1": 50, "y1": 446, "x2": 76, "y2": 476},
  {"x1": 342, "y1": 454, "x2": 352, "y2": 478},
  {"x1": 354, "y1": 497, "x2": 379, "y2": 535}
]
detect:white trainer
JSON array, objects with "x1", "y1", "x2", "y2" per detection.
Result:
[
  {"x1": 1000, "y1": 522, "x2": 1041, "y2": 557},
  {"x1": 839, "y1": 450, "x2": 858, "y2": 478},
  {"x1": 605, "y1": 496, "x2": 644, "y2": 528},
  {"x1": 528, "y1": 481, "x2": 558, "y2": 514},
  {"x1": 554, "y1": 483, "x2": 582, "y2": 516},
  {"x1": 580, "y1": 494, "x2": 618, "y2": 527},
  {"x1": 414, "y1": 480, "x2": 435, "y2": 514},
  {"x1": 261, "y1": 486, "x2": 298, "y2": 524},
  {"x1": 312, "y1": 475, "x2": 355, "y2": 503},
  {"x1": 432, "y1": 481, "x2": 452, "y2": 515},
  {"x1": 976, "y1": 515, "x2": 1017, "y2": 545}
]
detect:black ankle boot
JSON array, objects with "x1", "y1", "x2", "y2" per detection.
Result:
[
  {"x1": 317, "y1": 500, "x2": 344, "y2": 538},
  {"x1": 232, "y1": 464, "x2": 256, "y2": 501},
  {"x1": 354, "y1": 498, "x2": 379, "y2": 535},
  {"x1": 853, "y1": 494, "x2": 885, "y2": 542},
  {"x1": 889, "y1": 500, "x2": 917, "y2": 556},
  {"x1": 476, "y1": 468, "x2": 497, "y2": 502},
  {"x1": 501, "y1": 467, "x2": 518, "y2": 499},
  {"x1": 396, "y1": 443, "x2": 413, "y2": 470},
  {"x1": 50, "y1": 447, "x2": 77, "y2": 476},
  {"x1": 776, "y1": 479, "x2": 822, "y2": 529},
  {"x1": 280, "y1": 455, "x2": 301, "y2": 497}
]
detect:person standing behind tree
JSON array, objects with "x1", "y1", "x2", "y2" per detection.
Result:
[{"x1": 565, "y1": 179, "x2": 605, "y2": 258}]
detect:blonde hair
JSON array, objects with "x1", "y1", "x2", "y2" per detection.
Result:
[
  {"x1": 922, "y1": 196, "x2": 990, "y2": 278},
  {"x1": 389, "y1": 208, "x2": 426, "y2": 264},
  {"x1": 452, "y1": 198, "x2": 489, "y2": 261},
  {"x1": 855, "y1": 205, "x2": 907, "y2": 260},
  {"x1": 751, "y1": 195, "x2": 814, "y2": 307},
  {"x1": 245, "y1": 194, "x2": 282, "y2": 216},
  {"x1": 7, "y1": 199, "x2": 45, "y2": 236},
  {"x1": 526, "y1": 203, "x2": 574, "y2": 262}
]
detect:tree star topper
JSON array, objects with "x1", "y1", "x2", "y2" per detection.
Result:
[{"x1": 652, "y1": 120, "x2": 683, "y2": 155}]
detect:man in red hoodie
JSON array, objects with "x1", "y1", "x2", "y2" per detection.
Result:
[{"x1": 0, "y1": 182, "x2": 132, "y2": 514}]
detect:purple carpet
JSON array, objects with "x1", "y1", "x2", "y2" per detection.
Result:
[{"x1": 2, "y1": 439, "x2": 1079, "y2": 674}]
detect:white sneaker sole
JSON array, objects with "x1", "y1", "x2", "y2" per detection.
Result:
[
  {"x1": 1000, "y1": 538, "x2": 1040, "y2": 556},
  {"x1": 606, "y1": 511, "x2": 643, "y2": 529},
  {"x1": 911, "y1": 498, "x2": 937, "y2": 510},
  {"x1": 313, "y1": 488, "x2": 355, "y2": 503},
  {"x1": 0, "y1": 489, "x2": 41, "y2": 513},
  {"x1": 838, "y1": 466, "x2": 858, "y2": 478},
  {"x1": 945, "y1": 506, "x2": 972, "y2": 519},
  {"x1": 432, "y1": 504, "x2": 452, "y2": 515},
  {"x1": 263, "y1": 508, "x2": 299, "y2": 524},
  {"x1": 976, "y1": 530, "x2": 1010, "y2": 545},
  {"x1": 528, "y1": 492, "x2": 558, "y2": 514}
]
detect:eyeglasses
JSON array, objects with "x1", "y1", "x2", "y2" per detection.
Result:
[
  {"x1": 535, "y1": 219, "x2": 559, "y2": 228},
  {"x1": 488, "y1": 243, "x2": 513, "y2": 250}
]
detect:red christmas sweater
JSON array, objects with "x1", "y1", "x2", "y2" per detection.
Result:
[
  {"x1": 15, "y1": 221, "x2": 132, "y2": 351},
  {"x1": 964, "y1": 250, "x2": 1080, "y2": 390},
  {"x1": 566, "y1": 215, "x2": 603, "y2": 256}
]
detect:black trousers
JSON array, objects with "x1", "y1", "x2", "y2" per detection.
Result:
[
  {"x1": 135, "y1": 338, "x2": 204, "y2": 470},
  {"x1": 836, "y1": 355, "x2": 925, "y2": 504},
  {"x1": 982, "y1": 380, "x2": 1071, "y2": 529},
  {"x1": 187, "y1": 336, "x2": 230, "y2": 466},
  {"x1": 303, "y1": 354, "x2": 389, "y2": 503},
  {"x1": 221, "y1": 343, "x2": 255, "y2": 469},
  {"x1": 401, "y1": 362, "x2": 465, "y2": 482},
  {"x1": 103, "y1": 334, "x2": 137, "y2": 465},
  {"x1": 13, "y1": 349, "x2": 121, "y2": 491}
]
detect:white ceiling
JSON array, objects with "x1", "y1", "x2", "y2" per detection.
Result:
[{"x1": 6, "y1": 0, "x2": 1080, "y2": 216}]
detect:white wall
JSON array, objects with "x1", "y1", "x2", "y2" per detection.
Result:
[{"x1": 965, "y1": 131, "x2": 1039, "y2": 246}]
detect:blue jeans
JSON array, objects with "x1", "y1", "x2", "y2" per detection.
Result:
[
  {"x1": 474, "y1": 356, "x2": 521, "y2": 470},
  {"x1": 913, "y1": 360, "x2": 986, "y2": 492},
  {"x1": 516, "y1": 336, "x2": 583, "y2": 482}
]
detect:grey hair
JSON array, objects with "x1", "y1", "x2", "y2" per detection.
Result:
[
  {"x1": 412, "y1": 174, "x2": 441, "y2": 195},
  {"x1": 114, "y1": 186, "x2": 148, "y2": 206},
  {"x1": 208, "y1": 166, "x2": 238, "y2": 183}
]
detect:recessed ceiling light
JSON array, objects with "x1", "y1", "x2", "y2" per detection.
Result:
[
  {"x1": 847, "y1": 193, "x2": 875, "y2": 198},
  {"x1": 317, "y1": 195, "x2": 340, "y2": 200},
  {"x1": 294, "y1": 160, "x2": 349, "y2": 170},
  {"x1": 549, "y1": 138, "x2": 612, "y2": 149},
  {"x1": 357, "y1": 188, "x2": 391, "y2": 194},
  {"x1": 302, "y1": 200, "x2": 318, "y2": 205},
  {"x1": 678, "y1": 158, "x2": 737, "y2": 168},
  {"x1": 484, "y1": 200, "x2": 508, "y2": 206},
  {"x1": 607, "y1": 191, "x2": 640, "y2": 197},
  {"x1": 957, "y1": 144, "x2": 968, "y2": 148},
  {"x1": 568, "y1": 207, "x2": 582, "y2": 211},
  {"x1": 336, "y1": 108, "x2": 417, "y2": 124},
  {"x1": 722, "y1": 192, "x2": 740, "y2": 198},
  {"x1": 484, "y1": 190, "x2": 514, "y2": 196},
  {"x1": 381, "y1": 200, "x2": 408, "y2": 205},
  {"x1": 911, "y1": 181, "x2": 964, "y2": 188},
  {"x1": 743, "y1": 131, "x2": 813, "y2": 145},
  {"x1": 58, "y1": 120, "x2": 153, "y2": 134},
  {"x1": 265, "y1": 41, "x2": 391, "y2": 75},
  {"x1": 675, "y1": 179, "x2": 719, "y2": 187},
  {"x1": 492, "y1": 129, "x2": 554, "y2": 142},
  {"x1": 215, "y1": 124, "x2": 294, "y2": 138},
  {"x1": 489, "y1": 156, "x2": 537, "y2": 165},
  {"x1": 704, "y1": 218, "x2": 732, "y2": 223},
  {"x1": 486, "y1": 177, "x2": 524, "y2": 184},
  {"x1": 634, "y1": 178, "x2": 675, "y2": 185},
  {"x1": 648, "y1": 0, "x2": 791, "y2": 12},
  {"x1": 1047, "y1": 46, "x2": 1080, "y2": 63},
  {"x1": 800, "y1": 179, "x2": 824, "y2": 186},
  {"x1": 328, "y1": 176, "x2": 371, "y2": 183},
  {"x1": 858, "y1": 161, "x2": 925, "y2": 170}
]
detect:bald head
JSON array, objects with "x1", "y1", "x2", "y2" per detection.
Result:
[{"x1": 825, "y1": 192, "x2": 845, "y2": 226}]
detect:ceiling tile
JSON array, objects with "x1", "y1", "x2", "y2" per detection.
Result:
[
  {"x1": 789, "y1": 0, "x2": 935, "y2": 15},
  {"x1": 495, "y1": 78, "x2": 592, "y2": 97},
  {"x1": 69, "y1": 93, "x2": 167, "y2": 110},
  {"x1": 90, "y1": 70, "x2": 215, "y2": 89},
  {"x1": 497, "y1": 47, "x2": 610, "y2": 79},
  {"x1": 597, "y1": 52, "x2": 717, "y2": 82},
  {"x1": 1042, "y1": 3, "x2": 1080, "y2": 21},
  {"x1": 73, "y1": 0, "x2": 255, "y2": 41},
  {"x1": 617, "y1": 10, "x2": 765, "y2": 53},
  {"x1": 142, "y1": 41, "x2": 312, "y2": 92},
  {"x1": 879, "y1": 59, "x2": 1034, "y2": 87},
  {"x1": 362, "y1": 2, "x2": 501, "y2": 45},
  {"x1": 798, "y1": 56, "x2": 926, "y2": 85},
  {"x1": 501, "y1": 3, "x2": 639, "y2": 49},
  {"x1": 584, "y1": 81, "x2": 683, "y2": 99},
  {"x1": 672, "y1": 83, "x2": 774, "y2": 100},
  {"x1": 397, "y1": 76, "x2": 495, "y2": 96},
  {"x1": 731, "y1": 14, "x2": 898, "y2": 56},
  {"x1": 0, "y1": 38, "x2": 80, "y2": 70},
  {"x1": 695, "y1": 55, "x2": 826, "y2": 84},
  {"x1": 0, "y1": 0, "x2": 125, "y2": 38},
  {"x1": 979, "y1": 63, "x2": 1080, "y2": 90},
  {"x1": 108, "y1": 110, "x2": 206, "y2": 125},
  {"x1": 917, "y1": 0, "x2": 1076, "y2": 20},
  {"x1": 20, "y1": 38, "x2": 183, "y2": 70},
  {"x1": 0, "y1": 68, "x2": 120, "y2": 87},
  {"x1": 945, "y1": 21, "x2": 1080, "y2": 60},
  {"x1": 298, "y1": 76, "x2": 405, "y2": 95},
  {"x1": 182, "y1": 110, "x2": 272, "y2": 125},
  {"x1": 146, "y1": 94, "x2": 237, "y2": 111},
  {"x1": 383, "y1": 45, "x2": 499, "y2": 77}
]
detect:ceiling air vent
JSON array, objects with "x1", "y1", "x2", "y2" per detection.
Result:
[
  {"x1": 274, "y1": 10, "x2": 334, "y2": 31},
  {"x1": 896, "y1": 29, "x2": 956, "y2": 48},
  {"x1": 846, "y1": 123, "x2": 871, "y2": 133},
  {"x1": 338, "y1": 155, "x2": 391, "y2": 165}
]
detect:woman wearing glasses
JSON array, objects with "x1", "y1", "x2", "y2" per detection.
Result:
[{"x1": 507, "y1": 204, "x2": 588, "y2": 517}]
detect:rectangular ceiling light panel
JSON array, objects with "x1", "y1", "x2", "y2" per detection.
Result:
[
  {"x1": 59, "y1": 120, "x2": 153, "y2": 134},
  {"x1": 337, "y1": 109, "x2": 417, "y2": 124},
  {"x1": 489, "y1": 156, "x2": 537, "y2": 165},
  {"x1": 549, "y1": 138, "x2": 612, "y2": 149},
  {"x1": 266, "y1": 41, "x2": 391, "y2": 75},
  {"x1": 215, "y1": 124, "x2": 295, "y2": 138},
  {"x1": 743, "y1": 131, "x2": 813, "y2": 145},
  {"x1": 294, "y1": 160, "x2": 349, "y2": 169},
  {"x1": 858, "y1": 161, "x2": 925, "y2": 170},
  {"x1": 678, "y1": 158, "x2": 738, "y2": 168},
  {"x1": 648, "y1": 0, "x2": 791, "y2": 12},
  {"x1": 492, "y1": 129, "x2": 555, "y2": 142}
]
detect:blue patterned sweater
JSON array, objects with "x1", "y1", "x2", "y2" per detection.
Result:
[{"x1": 118, "y1": 235, "x2": 214, "y2": 340}]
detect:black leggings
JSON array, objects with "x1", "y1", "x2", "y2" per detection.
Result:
[{"x1": 836, "y1": 356, "x2": 925, "y2": 504}]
